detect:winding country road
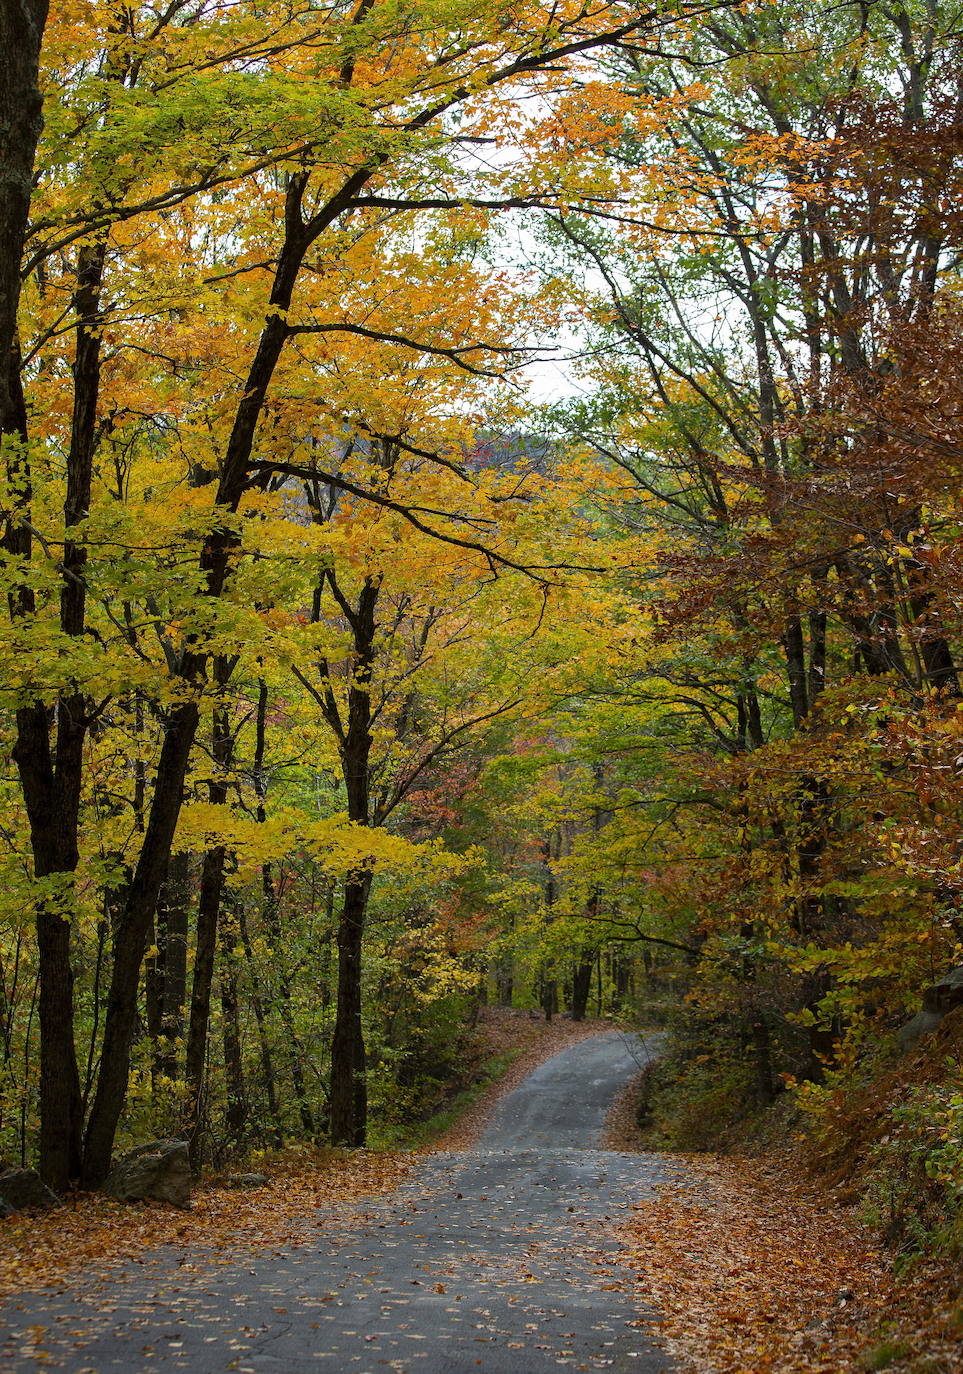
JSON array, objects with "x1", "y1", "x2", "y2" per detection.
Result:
[{"x1": 0, "y1": 1031, "x2": 675, "y2": 1373}]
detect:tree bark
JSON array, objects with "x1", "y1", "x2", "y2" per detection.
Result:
[
  {"x1": 329, "y1": 576, "x2": 378, "y2": 1147},
  {"x1": 153, "y1": 853, "x2": 190, "y2": 1082},
  {"x1": 82, "y1": 698, "x2": 200, "y2": 1182},
  {"x1": 237, "y1": 901, "x2": 282, "y2": 1145},
  {"x1": 571, "y1": 951, "x2": 594, "y2": 1022},
  {"x1": 0, "y1": 0, "x2": 48, "y2": 432},
  {"x1": 184, "y1": 687, "x2": 233, "y2": 1166},
  {"x1": 329, "y1": 876, "x2": 370, "y2": 1146},
  {"x1": 220, "y1": 898, "x2": 246, "y2": 1145},
  {"x1": 8, "y1": 233, "x2": 107, "y2": 1188}
]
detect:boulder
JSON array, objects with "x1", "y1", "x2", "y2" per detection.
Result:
[
  {"x1": 225, "y1": 1172, "x2": 269, "y2": 1189},
  {"x1": 899, "y1": 966, "x2": 963, "y2": 1051},
  {"x1": 0, "y1": 1167, "x2": 62, "y2": 1213},
  {"x1": 104, "y1": 1139, "x2": 192, "y2": 1210}
]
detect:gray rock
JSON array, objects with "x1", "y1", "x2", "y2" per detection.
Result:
[
  {"x1": 105, "y1": 1139, "x2": 192, "y2": 1210},
  {"x1": 225, "y1": 1172, "x2": 269, "y2": 1189},
  {"x1": 899, "y1": 966, "x2": 963, "y2": 1050},
  {"x1": 0, "y1": 1167, "x2": 62, "y2": 1213}
]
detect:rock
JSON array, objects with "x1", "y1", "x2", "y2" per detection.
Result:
[
  {"x1": 0, "y1": 1167, "x2": 62, "y2": 1213},
  {"x1": 899, "y1": 966, "x2": 963, "y2": 1051},
  {"x1": 225, "y1": 1172, "x2": 269, "y2": 1189},
  {"x1": 104, "y1": 1139, "x2": 192, "y2": 1210}
]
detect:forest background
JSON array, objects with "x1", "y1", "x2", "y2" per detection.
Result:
[{"x1": 1, "y1": 0, "x2": 962, "y2": 1275}]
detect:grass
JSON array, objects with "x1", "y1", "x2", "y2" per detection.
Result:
[
  {"x1": 860, "y1": 1337, "x2": 914, "y2": 1370},
  {"x1": 369, "y1": 1050, "x2": 520, "y2": 1151}
]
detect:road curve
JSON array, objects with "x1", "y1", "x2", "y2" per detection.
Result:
[
  {"x1": 479, "y1": 1029, "x2": 653, "y2": 1150},
  {"x1": 0, "y1": 1032, "x2": 675, "y2": 1373}
]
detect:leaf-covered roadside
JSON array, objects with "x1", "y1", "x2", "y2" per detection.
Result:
[
  {"x1": 620, "y1": 1153, "x2": 963, "y2": 1374},
  {"x1": 0, "y1": 1148, "x2": 412, "y2": 1302}
]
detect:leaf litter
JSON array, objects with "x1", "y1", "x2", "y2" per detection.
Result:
[
  {"x1": 9, "y1": 1020, "x2": 958, "y2": 1374},
  {"x1": 0, "y1": 1147, "x2": 412, "y2": 1301},
  {"x1": 605, "y1": 1074, "x2": 963, "y2": 1373}
]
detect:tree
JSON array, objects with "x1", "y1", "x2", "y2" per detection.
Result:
[{"x1": 535, "y1": 0, "x2": 963, "y2": 1119}]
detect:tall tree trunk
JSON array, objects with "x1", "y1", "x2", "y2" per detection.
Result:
[
  {"x1": 184, "y1": 687, "x2": 233, "y2": 1165},
  {"x1": 80, "y1": 176, "x2": 317, "y2": 1184},
  {"x1": 183, "y1": 842, "x2": 225, "y2": 1163},
  {"x1": 571, "y1": 952, "x2": 593, "y2": 1022},
  {"x1": 82, "y1": 697, "x2": 201, "y2": 1183},
  {"x1": 261, "y1": 861, "x2": 315, "y2": 1139},
  {"x1": 495, "y1": 958, "x2": 513, "y2": 1007},
  {"x1": 783, "y1": 612, "x2": 809, "y2": 728},
  {"x1": 329, "y1": 876, "x2": 370, "y2": 1147},
  {"x1": 237, "y1": 902, "x2": 282, "y2": 1145},
  {"x1": 246, "y1": 679, "x2": 287, "y2": 1142},
  {"x1": 328, "y1": 576, "x2": 378, "y2": 1148},
  {"x1": 154, "y1": 853, "x2": 190, "y2": 1082},
  {"x1": 8, "y1": 232, "x2": 108, "y2": 1188},
  {"x1": 220, "y1": 899, "x2": 246, "y2": 1146},
  {"x1": 0, "y1": 0, "x2": 48, "y2": 431}
]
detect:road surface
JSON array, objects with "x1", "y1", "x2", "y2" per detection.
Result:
[{"x1": 0, "y1": 1030, "x2": 675, "y2": 1373}]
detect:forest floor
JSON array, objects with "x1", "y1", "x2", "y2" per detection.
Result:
[{"x1": 603, "y1": 1074, "x2": 963, "y2": 1374}]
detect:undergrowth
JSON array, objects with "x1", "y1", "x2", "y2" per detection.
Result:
[
  {"x1": 369, "y1": 1049, "x2": 518, "y2": 1149},
  {"x1": 638, "y1": 1005, "x2": 963, "y2": 1263}
]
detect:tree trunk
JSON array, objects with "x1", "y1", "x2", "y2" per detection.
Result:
[
  {"x1": 261, "y1": 862, "x2": 315, "y2": 1140},
  {"x1": 495, "y1": 960, "x2": 513, "y2": 1007},
  {"x1": 328, "y1": 577, "x2": 378, "y2": 1147},
  {"x1": 183, "y1": 671, "x2": 235, "y2": 1166},
  {"x1": 571, "y1": 954, "x2": 593, "y2": 1022},
  {"x1": 80, "y1": 179, "x2": 320, "y2": 1184},
  {"x1": 35, "y1": 898, "x2": 84, "y2": 1189},
  {"x1": 0, "y1": 0, "x2": 48, "y2": 430},
  {"x1": 82, "y1": 698, "x2": 200, "y2": 1184},
  {"x1": 220, "y1": 901, "x2": 246, "y2": 1145},
  {"x1": 329, "y1": 876, "x2": 370, "y2": 1147},
  {"x1": 237, "y1": 901, "x2": 282, "y2": 1145},
  {"x1": 8, "y1": 232, "x2": 107, "y2": 1188},
  {"x1": 783, "y1": 612, "x2": 809, "y2": 728},
  {"x1": 541, "y1": 975, "x2": 558, "y2": 1022},
  {"x1": 154, "y1": 854, "x2": 190, "y2": 1082},
  {"x1": 184, "y1": 841, "x2": 226, "y2": 1164}
]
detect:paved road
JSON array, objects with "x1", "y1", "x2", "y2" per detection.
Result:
[{"x1": 0, "y1": 1031, "x2": 675, "y2": 1373}]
